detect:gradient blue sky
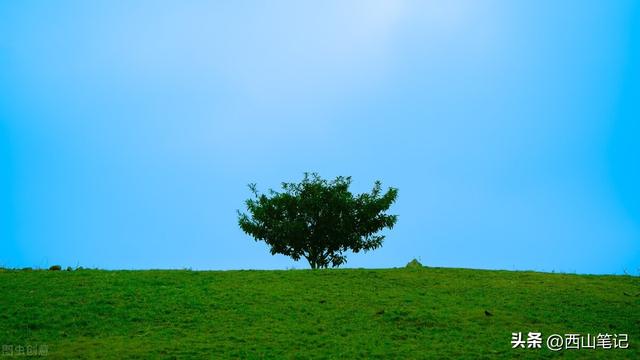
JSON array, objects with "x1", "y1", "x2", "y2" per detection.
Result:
[{"x1": 1, "y1": 1, "x2": 638, "y2": 274}]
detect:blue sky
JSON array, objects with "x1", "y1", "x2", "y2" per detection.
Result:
[{"x1": 1, "y1": 1, "x2": 638, "y2": 274}]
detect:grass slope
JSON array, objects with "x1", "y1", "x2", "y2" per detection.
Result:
[{"x1": 1, "y1": 267, "x2": 638, "y2": 359}]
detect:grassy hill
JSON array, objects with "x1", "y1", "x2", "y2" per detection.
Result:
[{"x1": 1, "y1": 266, "x2": 638, "y2": 359}]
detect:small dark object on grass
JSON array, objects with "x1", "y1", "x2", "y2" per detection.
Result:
[
  {"x1": 376, "y1": 309, "x2": 385, "y2": 315},
  {"x1": 624, "y1": 292, "x2": 631, "y2": 296},
  {"x1": 406, "y1": 259, "x2": 423, "y2": 269},
  {"x1": 49, "y1": 265, "x2": 62, "y2": 271},
  {"x1": 484, "y1": 310, "x2": 493, "y2": 317},
  {"x1": 319, "y1": 300, "x2": 326, "y2": 304}
]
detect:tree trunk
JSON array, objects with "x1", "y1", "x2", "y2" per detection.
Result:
[
  {"x1": 305, "y1": 256, "x2": 317, "y2": 269},
  {"x1": 306, "y1": 251, "x2": 330, "y2": 269}
]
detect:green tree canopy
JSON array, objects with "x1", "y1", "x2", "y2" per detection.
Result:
[{"x1": 238, "y1": 173, "x2": 398, "y2": 269}]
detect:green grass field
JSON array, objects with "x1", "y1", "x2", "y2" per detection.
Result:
[{"x1": 1, "y1": 266, "x2": 638, "y2": 359}]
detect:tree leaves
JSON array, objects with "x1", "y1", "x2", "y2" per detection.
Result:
[{"x1": 238, "y1": 173, "x2": 398, "y2": 269}]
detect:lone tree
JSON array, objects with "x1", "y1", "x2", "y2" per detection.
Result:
[{"x1": 237, "y1": 173, "x2": 398, "y2": 269}]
